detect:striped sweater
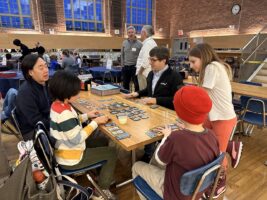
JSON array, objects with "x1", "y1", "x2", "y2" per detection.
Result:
[{"x1": 50, "y1": 101, "x2": 98, "y2": 166}]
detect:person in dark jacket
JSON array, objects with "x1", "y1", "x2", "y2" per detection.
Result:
[
  {"x1": 124, "y1": 46, "x2": 184, "y2": 162},
  {"x1": 13, "y1": 39, "x2": 40, "y2": 61},
  {"x1": 124, "y1": 46, "x2": 184, "y2": 110},
  {"x1": 15, "y1": 54, "x2": 51, "y2": 140}
]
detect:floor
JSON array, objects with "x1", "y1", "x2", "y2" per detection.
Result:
[{"x1": 1, "y1": 126, "x2": 267, "y2": 200}]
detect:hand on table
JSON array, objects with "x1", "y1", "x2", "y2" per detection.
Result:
[
  {"x1": 123, "y1": 92, "x2": 139, "y2": 99},
  {"x1": 93, "y1": 115, "x2": 110, "y2": 125},
  {"x1": 142, "y1": 97, "x2": 156, "y2": 105},
  {"x1": 157, "y1": 126, "x2": 172, "y2": 137},
  {"x1": 87, "y1": 110, "x2": 100, "y2": 118}
]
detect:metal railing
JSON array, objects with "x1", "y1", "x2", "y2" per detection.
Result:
[{"x1": 238, "y1": 26, "x2": 267, "y2": 81}]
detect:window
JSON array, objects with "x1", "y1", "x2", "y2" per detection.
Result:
[
  {"x1": 0, "y1": 0, "x2": 33, "y2": 29},
  {"x1": 64, "y1": 0, "x2": 104, "y2": 32},
  {"x1": 126, "y1": 0, "x2": 153, "y2": 33}
]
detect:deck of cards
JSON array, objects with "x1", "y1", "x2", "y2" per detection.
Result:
[{"x1": 104, "y1": 122, "x2": 131, "y2": 140}]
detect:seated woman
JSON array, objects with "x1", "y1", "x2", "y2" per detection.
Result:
[{"x1": 49, "y1": 70, "x2": 117, "y2": 199}]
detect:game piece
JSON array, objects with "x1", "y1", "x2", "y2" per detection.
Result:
[
  {"x1": 110, "y1": 111, "x2": 118, "y2": 114},
  {"x1": 115, "y1": 132, "x2": 130, "y2": 140},
  {"x1": 141, "y1": 115, "x2": 149, "y2": 119},
  {"x1": 104, "y1": 122, "x2": 116, "y2": 127},
  {"x1": 115, "y1": 130, "x2": 124, "y2": 134},
  {"x1": 108, "y1": 127, "x2": 120, "y2": 131},
  {"x1": 146, "y1": 130, "x2": 157, "y2": 138},
  {"x1": 133, "y1": 117, "x2": 141, "y2": 121}
]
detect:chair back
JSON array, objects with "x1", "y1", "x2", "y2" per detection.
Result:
[
  {"x1": 180, "y1": 153, "x2": 225, "y2": 198},
  {"x1": 11, "y1": 107, "x2": 23, "y2": 139},
  {"x1": 34, "y1": 122, "x2": 55, "y2": 174},
  {"x1": 239, "y1": 81, "x2": 263, "y2": 109},
  {"x1": 243, "y1": 98, "x2": 267, "y2": 114}
]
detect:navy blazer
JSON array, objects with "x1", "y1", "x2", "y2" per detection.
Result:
[{"x1": 138, "y1": 66, "x2": 184, "y2": 110}]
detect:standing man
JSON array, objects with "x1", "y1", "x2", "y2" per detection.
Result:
[
  {"x1": 136, "y1": 25, "x2": 157, "y2": 90},
  {"x1": 121, "y1": 26, "x2": 142, "y2": 91}
]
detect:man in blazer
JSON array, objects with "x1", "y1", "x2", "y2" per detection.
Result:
[
  {"x1": 125, "y1": 46, "x2": 184, "y2": 110},
  {"x1": 124, "y1": 46, "x2": 184, "y2": 162}
]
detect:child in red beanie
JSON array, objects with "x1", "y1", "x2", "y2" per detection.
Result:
[{"x1": 132, "y1": 85, "x2": 220, "y2": 200}]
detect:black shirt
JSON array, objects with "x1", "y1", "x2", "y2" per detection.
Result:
[
  {"x1": 15, "y1": 79, "x2": 51, "y2": 137},
  {"x1": 138, "y1": 66, "x2": 184, "y2": 109}
]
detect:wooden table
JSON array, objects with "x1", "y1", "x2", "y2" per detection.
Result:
[
  {"x1": 72, "y1": 91, "x2": 177, "y2": 152},
  {"x1": 184, "y1": 76, "x2": 267, "y2": 99}
]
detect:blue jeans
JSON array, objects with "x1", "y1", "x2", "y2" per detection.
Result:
[{"x1": 1, "y1": 88, "x2": 17, "y2": 121}]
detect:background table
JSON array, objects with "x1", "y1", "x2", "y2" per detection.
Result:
[
  {"x1": 83, "y1": 66, "x2": 122, "y2": 83},
  {"x1": 184, "y1": 76, "x2": 267, "y2": 99},
  {"x1": 0, "y1": 70, "x2": 55, "y2": 97}
]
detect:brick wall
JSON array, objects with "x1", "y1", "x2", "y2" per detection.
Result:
[{"x1": 163, "y1": 0, "x2": 267, "y2": 38}]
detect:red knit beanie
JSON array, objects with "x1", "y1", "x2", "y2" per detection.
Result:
[{"x1": 173, "y1": 85, "x2": 212, "y2": 124}]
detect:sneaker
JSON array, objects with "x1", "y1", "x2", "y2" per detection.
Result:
[
  {"x1": 102, "y1": 189, "x2": 117, "y2": 200},
  {"x1": 227, "y1": 141, "x2": 243, "y2": 168},
  {"x1": 203, "y1": 175, "x2": 226, "y2": 199}
]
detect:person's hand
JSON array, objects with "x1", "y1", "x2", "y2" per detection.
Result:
[
  {"x1": 87, "y1": 110, "x2": 100, "y2": 118},
  {"x1": 158, "y1": 126, "x2": 172, "y2": 137},
  {"x1": 142, "y1": 97, "x2": 156, "y2": 105},
  {"x1": 138, "y1": 67, "x2": 145, "y2": 75},
  {"x1": 123, "y1": 92, "x2": 139, "y2": 99},
  {"x1": 93, "y1": 115, "x2": 109, "y2": 125}
]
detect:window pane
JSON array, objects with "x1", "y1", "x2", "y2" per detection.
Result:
[
  {"x1": 23, "y1": 17, "x2": 32, "y2": 29},
  {"x1": 89, "y1": 22, "x2": 95, "y2": 31},
  {"x1": 11, "y1": 16, "x2": 20, "y2": 28},
  {"x1": 66, "y1": 20, "x2": 73, "y2": 30},
  {"x1": 96, "y1": 3, "x2": 102, "y2": 21},
  {"x1": 97, "y1": 23, "x2": 103, "y2": 32},
  {"x1": 9, "y1": 1, "x2": 19, "y2": 14},
  {"x1": 74, "y1": 21, "x2": 81, "y2": 30},
  {"x1": 126, "y1": 0, "x2": 153, "y2": 34},
  {"x1": 21, "y1": 0, "x2": 31, "y2": 15},
  {"x1": 82, "y1": 21, "x2": 88, "y2": 31},
  {"x1": 1, "y1": 16, "x2": 11, "y2": 27},
  {"x1": 64, "y1": 0, "x2": 104, "y2": 32},
  {"x1": 0, "y1": 0, "x2": 33, "y2": 29}
]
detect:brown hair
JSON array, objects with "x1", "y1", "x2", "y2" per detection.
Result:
[{"x1": 189, "y1": 43, "x2": 232, "y2": 86}]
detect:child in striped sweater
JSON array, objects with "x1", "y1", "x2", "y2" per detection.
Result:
[{"x1": 49, "y1": 71, "x2": 117, "y2": 199}]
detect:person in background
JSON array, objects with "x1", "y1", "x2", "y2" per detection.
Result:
[
  {"x1": 49, "y1": 71, "x2": 117, "y2": 199},
  {"x1": 12, "y1": 39, "x2": 40, "y2": 61},
  {"x1": 0, "y1": 88, "x2": 17, "y2": 122},
  {"x1": 74, "y1": 52, "x2": 82, "y2": 69},
  {"x1": 132, "y1": 85, "x2": 220, "y2": 200},
  {"x1": 49, "y1": 54, "x2": 61, "y2": 71},
  {"x1": 121, "y1": 26, "x2": 142, "y2": 91},
  {"x1": 37, "y1": 46, "x2": 50, "y2": 66},
  {"x1": 61, "y1": 49, "x2": 75, "y2": 70},
  {"x1": 189, "y1": 43, "x2": 242, "y2": 199},
  {"x1": 136, "y1": 25, "x2": 157, "y2": 90},
  {"x1": 5, "y1": 53, "x2": 15, "y2": 69},
  {"x1": 15, "y1": 54, "x2": 51, "y2": 140}
]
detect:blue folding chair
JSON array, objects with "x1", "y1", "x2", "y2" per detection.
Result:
[
  {"x1": 233, "y1": 81, "x2": 262, "y2": 116},
  {"x1": 33, "y1": 121, "x2": 109, "y2": 199},
  {"x1": 240, "y1": 97, "x2": 267, "y2": 136},
  {"x1": 133, "y1": 153, "x2": 225, "y2": 200}
]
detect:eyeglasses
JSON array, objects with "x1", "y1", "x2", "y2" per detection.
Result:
[{"x1": 149, "y1": 57, "x2": 160, "y2": 62}]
